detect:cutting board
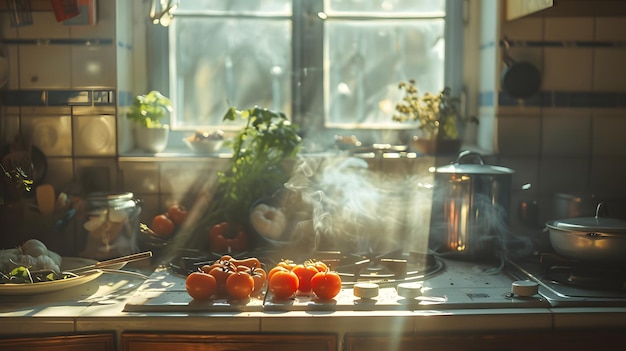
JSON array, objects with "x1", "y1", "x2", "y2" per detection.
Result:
[{"x1": 123, "y1": 266, "x2": 265, "y2": 312}]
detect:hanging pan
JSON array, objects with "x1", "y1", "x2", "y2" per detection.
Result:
[{"x1": 500, "y1": 38, "x2": 542, "y2": 99}]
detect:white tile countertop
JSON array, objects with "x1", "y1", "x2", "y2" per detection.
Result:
[{"x1": 1, "y1": 264, "x2": 626, "y2": 351}]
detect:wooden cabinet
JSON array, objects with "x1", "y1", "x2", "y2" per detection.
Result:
[
  {"x1": 120, "y1": 332, "x2": 337, "y2": 351},
  {"x1": 506, "y1": 0, "x2": 626, "y2": 20},
  {"x1": 345, "y1": 331, "x2": 626, "y2": 351},
  {"x1": 0, "y1": 333, "x2": 115, "y2": 351}
]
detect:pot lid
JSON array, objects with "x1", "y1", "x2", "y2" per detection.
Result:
[
  {"x1": 433, "y1": 151, "x2": 514, "y2": 175},
  {"x1": 546, "y1": 203, "x2": 626, "y2": 233}
]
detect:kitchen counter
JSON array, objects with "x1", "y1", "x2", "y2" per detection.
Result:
[{"x1": 1, "y1": 265, "x2": 626, "y2": 351}]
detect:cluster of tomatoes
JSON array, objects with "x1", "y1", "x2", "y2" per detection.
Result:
[
  {"x1": 185, "y1": 255, "x2": 266, "y2": 301},
  {"x1": 268, "y1": 260, "x2": 342, "y2": 300},
  {"x1": 151, "y1": 204, "x2": 189, "y2": 238}
]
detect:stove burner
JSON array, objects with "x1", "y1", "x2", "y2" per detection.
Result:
[
  {"x1": 334, "y1": 250, "x2": 443, "y2": 287},
  {"x1": 540, "y1": 253, "x2": 626, "y2": 291},
  {"x1": 166, "y1": 248, "x2": 444, "y2": 287}
]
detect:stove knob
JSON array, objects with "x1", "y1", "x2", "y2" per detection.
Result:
[
  {"x1": 396, "y1": 282, "x2": 423, "y2": 299},
  {"x1": 353, "y1": 283, "x2": 379, "y2": 299},
  {"x1": 511, "y1": 280, "x2": 539, "y2": 297}
]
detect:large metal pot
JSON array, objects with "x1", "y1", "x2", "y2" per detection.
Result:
[
  {"x1": 429, "y1": 151, "x2": 515, "y2": 260},
  {"x1": 546, "y1": 203, "x2": 626, "y2": 262}
]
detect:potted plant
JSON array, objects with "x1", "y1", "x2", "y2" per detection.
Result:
[
  {"x1": 126, "y1": 90, "x2": 172, "y2": 153},
  {"x1": 392, "y1": 80, "x2": 475, "y2": 155}
]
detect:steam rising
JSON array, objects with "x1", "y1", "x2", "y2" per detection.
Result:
[{"x1": 284, "y1": 156, "x2": 434, "y2": 254}]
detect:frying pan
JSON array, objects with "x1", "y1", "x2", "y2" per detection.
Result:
[
  {"x1": 501, "y1": 38, "x2": 542, "y2": 99},
  {"x1": 1, "y1": 143, "x2": 47, "y2": 186}
]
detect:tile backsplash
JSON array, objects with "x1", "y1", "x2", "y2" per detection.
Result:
[{"x1": 2, "y1": 1, "x2": 626, "y2": 254}]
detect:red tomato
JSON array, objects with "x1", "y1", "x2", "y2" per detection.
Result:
[
  {"x1": 209, "y1": 265, "x2": 234, "y2": 297},
  {"x1": 226, "y1": 270, "x2": 255, "y2": 300},
  {"x1": 209, "y1": 222, "x2": 249, "y2": 253},
  {"x1": 312, "y1": 260, "x2": 329, "y2": 273},
  {"x1": 311, "y1": 271, "x2": 342, "y2": 300},
  {"x1": 268, "y1": 269, "x2": 299, "y2": 300},
  {"x1": 239, "y1": 266, "x2": 267, "y2": 295},
  {"x1": 151, "y1": 214, "x2": 175, "y2": 237},
  {"x1": 167, "y1": 204, "x2": 188, "y2": 225},
  {"x1": 185, "y1": 271, "x2": 216, "y2": 300},
  {"x1": 268, "y1": 266, "x2": 289, "y2": 282},
  {"x1": 277, "y1": 259, "x2": 296, "y2": 271},
  {"x1": 292, "y1": 263, "x2": 319, "y2": 293}
]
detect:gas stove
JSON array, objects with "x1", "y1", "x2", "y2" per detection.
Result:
[
  {"x1": 123, "y1": 249, "x2": 551, "y2": 313},
  {"x1": 506, "y1": 252, "x2": 626, "y2": 308}
]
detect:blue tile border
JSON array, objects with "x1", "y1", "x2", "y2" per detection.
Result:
[
  {"x1": 498, "y1": 40, "x2": 626, "y2": 48},
  {"x1": 495, "y1": 90, "x2": 626, "y2": 108},
  {"x1": 0, "y1": 89, "x2": 116, "y2": 107},
  {"x1": 0, "y1": 38, "x2": 114, "y2": 46}
]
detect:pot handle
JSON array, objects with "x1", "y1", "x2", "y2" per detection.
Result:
[
  {"x1": 455, "y1": 150, "x2": 485, "y2": 165},
  {"x1": 595, "y1": 202, "x2": 609, "y2": 218},
  {"x1": 501, "y1": 37, "x2": 516, "y2": 67}
]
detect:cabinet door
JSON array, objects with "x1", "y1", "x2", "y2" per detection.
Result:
[
  {"x1": 0, "y1": 333, "x2": 115, "y2": 351},
  {"x1": 121, "y1": 332, "x2": 336, "y2": 351},
  {"x1": 345, "y1": 331, "x2": 626, "y2": 351}
]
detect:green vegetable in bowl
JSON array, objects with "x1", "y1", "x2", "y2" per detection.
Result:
[{"x1": 0, "y1": 265, "x2": 77, "y2": 285}]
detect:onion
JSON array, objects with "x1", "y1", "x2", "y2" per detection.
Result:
[
  {"x1": 36, "y1": 255, "x2": 60, "y2": 274},
  {"x1": 251, "y1": 203, "x2": 287, "y2": 240}
]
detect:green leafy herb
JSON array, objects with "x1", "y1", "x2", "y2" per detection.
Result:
[
  {"x1": 126, "y1": 90, "x2": 172, "y2": 128},
  {"x1": 214, "y1": 106, "x2": 301, "y2": 225}
]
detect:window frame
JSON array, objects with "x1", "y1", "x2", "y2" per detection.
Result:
[{"x1": 144, "y1": 0, "x2": 463, "y2": 152}]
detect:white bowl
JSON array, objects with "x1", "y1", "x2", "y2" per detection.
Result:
[{"x1": 183, "y1": 137, "x2": 224, "y2": 153}]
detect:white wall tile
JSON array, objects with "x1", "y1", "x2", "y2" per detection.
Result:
[
  {"x1": 479, "y1": 45, "x2": 497, "y2": 92},
  {"x1": 477, "y1": 110, "x2": 495, "y2": 153},
  {"x1": 19, "y1": 44, "x2": 71, "y2": 88},
  {"x1": 480, "y1": 0, "x2": 499, "y2": 45},
  {"x1": 119, "y1": 162, "x2": 159, "y2": 194},
  {"x1": 544, "y1": 18, "x2": 594, "y2": 41},
  {"x1": 499, "y1": 156, "x2": 540, "y2": 195},
  {"x1": 595, "y1": 17, "x2": 626, "y2": 41},
  {"x1": 21, "y1": 115, "x2": 73, "y2": 156},
  {"x1": 1, "y1": 114, "x2": 20, "y2": 143},
  {"x1": 538, "y1": 157, "x2": 589, "y2": 195},
  {"x1": 590, "y1": 157, "x2": 626, "y2": 194},
  {"x1": 44, "y1": 157, "x2": 75, "y2": 194},
  {"x1": 0, "y1": 13, "x2": 18, "y2": 38},
  {"x1": 542, "y1": 47, "x2": 592, "y2": 91},
  {"x1": 592, "y1": 112, "x2": 626, "y2": 156},
  {"x1": 593, "y1": 48, "x2": 626, "y2": 92},
  {"x1": 4, "y1": 44, "x2": 19, "y2": 90},
  {"x1": 501, "y1": 17, "x2": 544, "y2": 40},
  {"x1": 73, "y1": 157, "x2": 118, "y2": 193},
  {"x1": 497, "y1": 115, "x2": 541, "y2": 156},
  {"x1": 160, "y1": 161, "x2": 225, "y2": 197},
  {"x1": 71, "y1": 45, "x2": 116, "y2": 88},
  {"x1": 73, "y1": 115, "x2": 116, "y2": 156},
  {"x1": 18, "y1": 12, "x2": 70, "y2": 39},
  {"x1": 542, "y1": 113, "x2": 591, "y2": 157}
]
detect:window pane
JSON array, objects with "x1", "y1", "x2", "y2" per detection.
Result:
[
  {"x1": 325, "y1": 19, "x2": 445, "y2": 127},
  {"x1": 177, "y1": 0, "x2": 291, "y2": 14},
  {"x1": 170, "y1": 17, "x2": 292, "y2": 130},
  {"x1": 325, "y1": 0, "x2": 445, "y2": 15}
]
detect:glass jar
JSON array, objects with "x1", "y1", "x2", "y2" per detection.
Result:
[{"x1": 80, "y1": 192, "x2": 142, "y2": 260}]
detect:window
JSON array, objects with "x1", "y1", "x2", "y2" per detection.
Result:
[{"x1": 150, "y1": 0, "x2": 462, "y2": 150}]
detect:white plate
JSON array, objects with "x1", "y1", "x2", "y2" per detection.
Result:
[{"x1": 0, "y1": 257, "x2": 104, "y2": 296}]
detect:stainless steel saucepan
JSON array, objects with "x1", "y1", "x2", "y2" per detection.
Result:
[{"x1": 545, "y1": 203, "x2": 626, "y2": 262}]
